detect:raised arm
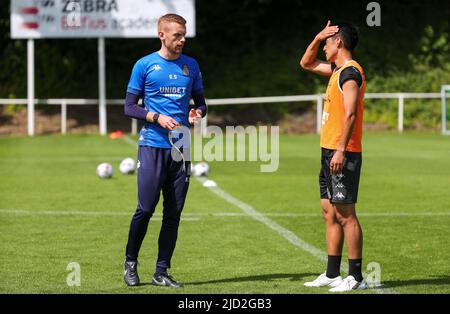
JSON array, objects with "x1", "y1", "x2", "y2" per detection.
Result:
[{"x1": 300, "y1": 20, "x2": 339, "y2": 77}]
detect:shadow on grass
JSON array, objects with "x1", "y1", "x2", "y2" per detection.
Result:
[
  {"x1": 187, "y1": 273, "x2": 317, "y2": 286},
  {"x1": 381, "y1": 275, "x2": 450, "y2": 289},
  {"x1": 135, "y1": 275, "x2": 450, "y2": 291}
]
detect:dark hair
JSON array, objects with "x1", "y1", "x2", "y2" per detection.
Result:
[{"x1": 331, "y1": 21, "x2": 359, "y2": 52}]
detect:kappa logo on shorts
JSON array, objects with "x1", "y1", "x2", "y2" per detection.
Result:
[
  {"x1": 137, "y1": 160, "x2": 141, "y2": 169},
  {"x1": 335, "y1": 192, "x2": 345, "y2": 199}
]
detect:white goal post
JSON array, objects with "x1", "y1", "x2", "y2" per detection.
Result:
[{"x1": 442, "y1": 85, "x2": 450, "y2": 135}]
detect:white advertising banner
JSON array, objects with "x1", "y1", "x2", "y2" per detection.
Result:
[{"x1": 11, "y1": 0, "x2": 196, "y2": 38}]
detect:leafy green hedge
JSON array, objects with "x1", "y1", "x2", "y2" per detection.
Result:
[{"x1": 364, "y1": 26, "x2": 450, "y2": 130}]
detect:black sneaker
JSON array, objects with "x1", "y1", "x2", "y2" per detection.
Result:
[
  {"x1": 123, "y1": 260, "x2": 140, "y2": 286},
  {"x1": 151, "y1": 272, "x2": 183, "y2": 288}
]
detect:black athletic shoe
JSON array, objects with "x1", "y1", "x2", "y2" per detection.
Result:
[
  {"x1": 152, "y1": 272, "x2": 183, "y2": 288},
  {"x1": 123, "y1": 261, "x2": 140, "y2": 286}
]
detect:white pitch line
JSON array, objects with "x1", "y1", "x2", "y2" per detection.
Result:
[
  {"x1": 195, "y1": 177, "x2": 327, "y2": 259},
  {"x1": 1, "y1": 208, "x2": 447, "y2": 219},
  {"x1": 196, "y1": 177, "x2": 397, "y2": 294},
  {"x1": 357, "y1": 212, "x2": 450, "y2": 217},
  {"x1": 209, "y1": 212, "x2": 450, "y2": 217},
  {"x1": 0, "y1": 209, "x2": 199, "y2": 221},
  {"x1": 0, "y1": 156, "x2": 125, "y2": 162},
  {"x1": 121, "y1": 135, "x2": 138, "y2": 147}
]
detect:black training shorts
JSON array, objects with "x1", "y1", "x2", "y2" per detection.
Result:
[{"x1": 319, "y1": 148, "x2": 362, "y2": 204}]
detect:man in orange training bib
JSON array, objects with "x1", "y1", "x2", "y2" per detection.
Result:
[{"x1": 300, "y1": 20, "x2": 367, "y2": 292}]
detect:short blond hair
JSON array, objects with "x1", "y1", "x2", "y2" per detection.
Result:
[{"x1": 158, "y1": 13, "x2": 186, "y2": 31}]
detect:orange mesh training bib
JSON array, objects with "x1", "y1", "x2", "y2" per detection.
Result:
[{"x1": 320, "y1": 60, "x2": 366, "y2": 152}]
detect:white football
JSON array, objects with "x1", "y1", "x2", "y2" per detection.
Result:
[
  {"x1": 97, "y1": 162, "x2": 113, "y2": 179},
  {"x1": 193, "y1": 161, "x2": 210, "y2": 177},
  {"x1": 119, "y1": 158, "x2": 136, "y2": 175}
]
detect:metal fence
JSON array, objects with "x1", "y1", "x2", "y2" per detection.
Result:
[{"x1": 0, "y1": 92, "x2": 445, "y2": 136}]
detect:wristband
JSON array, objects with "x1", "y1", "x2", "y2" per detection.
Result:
[{"x1": 152, "y1": 113, "x2": 160, "y2": 124}]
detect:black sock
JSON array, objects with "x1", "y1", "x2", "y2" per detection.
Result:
[
  {"x1": 326, "y1": 255, "x2": 342, "y2": 278},
  {"x1": 155, "y1": 266, "x2": 167, "y2": 276},
  {"x1": 348, "y1": 259, "x2": 363, "y2": 282}
]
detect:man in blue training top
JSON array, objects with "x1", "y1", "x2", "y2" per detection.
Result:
[{"x1": 123, "y1": 13, "x2": 207, "y2": 288}]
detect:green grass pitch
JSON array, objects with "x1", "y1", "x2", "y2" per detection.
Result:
[{"x1": 0, "y1": 133, "x2": 450, "y2": 294}]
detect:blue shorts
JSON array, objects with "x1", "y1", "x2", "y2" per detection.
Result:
[{"x1": 137, "y1": 146, "x2": 190, "y2": 215}]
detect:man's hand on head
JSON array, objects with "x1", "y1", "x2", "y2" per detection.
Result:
[{"x1": 315, "y1": 20, "x2": 339, "y2": 42}]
